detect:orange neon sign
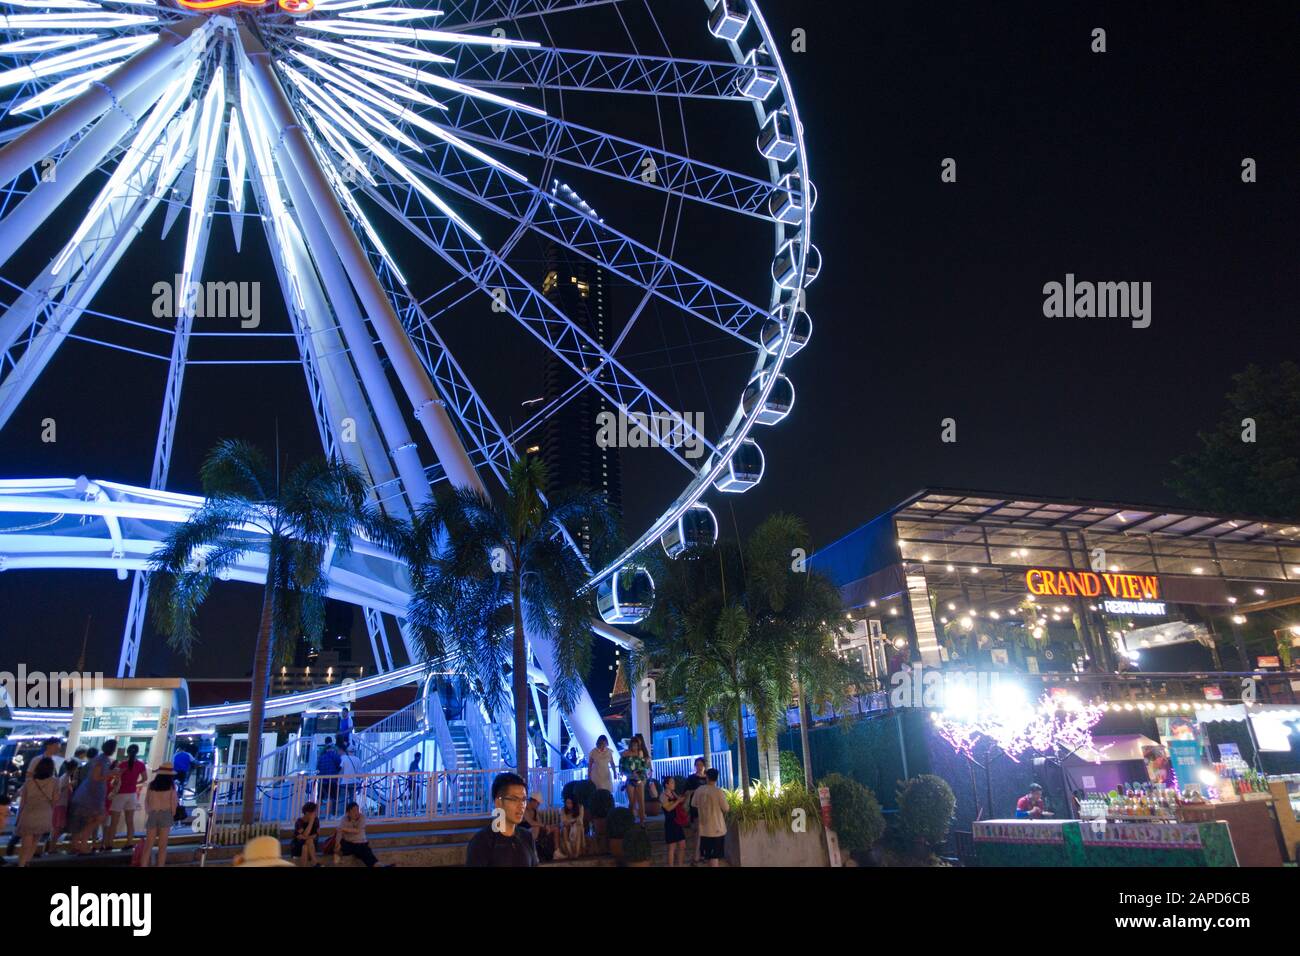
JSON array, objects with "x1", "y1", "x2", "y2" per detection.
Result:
[
  {"x1": 176, "y1": 0, "x2": 314, "y2": 13},
  {"x1": 1024, "y1": 568, "x2": 1160, "y2": 601}
]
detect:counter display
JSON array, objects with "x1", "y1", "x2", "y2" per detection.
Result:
[{"x1": 973, "y1": 819, "x2": 1238, "y2": 867}]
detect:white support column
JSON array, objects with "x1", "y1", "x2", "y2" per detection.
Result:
[
  {"x1": 0, "y1": 83, "x2": 169, "y2": 271},
  {"x1": 239, "y1": 26, "x2": 480, "y2": 495},
  {"x1": 0, "y1": 16, "x2": 210, "y2": 189}
]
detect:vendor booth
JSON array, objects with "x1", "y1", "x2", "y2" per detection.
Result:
[
  {"x1": 62, "y1": 677, "x2": 188, "y2": 769},
  {"x1": 976, "y1": 702, "x2": 1300, "y2": 866}
]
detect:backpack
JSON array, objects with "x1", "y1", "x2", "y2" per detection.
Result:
[
  {"x1": 674, "y1": 800, "x2": 690, "y2": 827},
  {"x1": 316, "y1": 748, "x2": 341, "y2": 776}
]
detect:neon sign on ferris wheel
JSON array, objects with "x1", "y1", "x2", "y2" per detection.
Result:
[{"x1": 176, "y1": 0, "x2": 315, "y2": 14}]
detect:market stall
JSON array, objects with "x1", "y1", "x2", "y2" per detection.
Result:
[{"x1": 972, "y1": 819, "x2": 1238, "y2": 867}]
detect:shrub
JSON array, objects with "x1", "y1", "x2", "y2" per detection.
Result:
[
  {"x1": 589, "y1": 788, "x2": 614, "y2": 820},
  {"x1": 622, "y1": 824, "x2": 652, "y2": 863},
  {"x1": 778, "y1": 750, "x2": 805, "y2": 787},
  {"x1": 562, "y1": 778, "x2": 597, "y2": 812},
  {"x1": 606, "y1": 806, "x2": 635, "y2": 839},
  {"x1": 896, "y1": 774, "x2": 956, "y2": 847},
  {"x1": 820, "y1": 773, "x2": 885, "y2": 854},
  {"x1": 725, "y1": 780, "x2": 819, "y2": 834}
]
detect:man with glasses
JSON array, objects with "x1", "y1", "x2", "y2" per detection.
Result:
[{"x1": 465, "y1": 772, "x2": 538, "y2": 867}]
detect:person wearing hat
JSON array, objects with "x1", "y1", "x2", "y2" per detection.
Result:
[
  {"x1": 233, "y1": 834, "x2": 296, "y2": 867},
  {"x1": 1015, "y1": 783, "x2": 1052, "y2": 819},
  {"x1": 140, "y1": 763, "x2": 178, "y2": 866}
]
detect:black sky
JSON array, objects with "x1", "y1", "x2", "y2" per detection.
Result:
[{"x1": 0, "y1": 0, "x2": 1296, "y2": 682}]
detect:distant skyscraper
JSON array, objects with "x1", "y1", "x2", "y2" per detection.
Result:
[{"x1": 534, "y1": 184, "x2": 623, "y2": 557}]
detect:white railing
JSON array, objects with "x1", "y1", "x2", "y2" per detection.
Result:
[
  {"x1": 211, "y1": 757, "x2": 748, "y2": 830},
  {"x1": 463, "y1": 697, "x2": 500, "y2": 770},
  {"x1": 652, "y1": 752, "x2": 734, "y2": 790},
  {"x1": 541, "y1": 752, "x2": 735, "y2": 806},
  {"x1": 211, "y1": 768, "x2": 562, "y2": 826},
  {"x1": 426, "y1": 688, "x2": 458, "y2": 772}
]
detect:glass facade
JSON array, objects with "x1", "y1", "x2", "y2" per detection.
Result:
[{"x1": 818, "y1": 491, "x2": 1300, "y2": 678}]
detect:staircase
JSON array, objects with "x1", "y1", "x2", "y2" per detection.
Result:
[{"x1": 446, "y1": 721, "x2": 484, "y2": 809}]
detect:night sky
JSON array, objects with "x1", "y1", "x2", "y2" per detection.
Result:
[{"x1": 0, "y1": 0, "x2": 1295, "y2": 686}]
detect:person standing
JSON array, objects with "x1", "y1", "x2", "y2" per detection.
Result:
[
  {"x1": 692, "y1": 768, "x2": 729, "y2": 867},
  {"x1": 337, "y1": 742, "x2": 363, "y2": 812},
  {"x1": 106, "y1": 743, "x2": 147, "y2": 849},
  {"x1": 15, "y1": 757, "x2": 59, "y2": 867},
  {"x1": 69, "y1": 739, "x2": 116, "y2": 855},
  {"x1": 171, "y1": 746, "x2": 194, "y2": 810},
  {"x1": 6, "y1": 738, "x2": 63, "y2": 856},
  {"x1": 619, "y1": 737, "x2": 649, "y2": 824},
  {"x1": 315, "y1": 736, "x2": 342, "y2": 815},
  {"x1": 336, "y1": 705, "x2": 353, "y2": 751},
  {"x1": 660, "y1": 775, "x2": 688, "y2": 867},
  {"x1": 141, "y1": 764, "x2": 177, "y2": 867},
  {"x1": 587, "y1": 735, "x2": 617, "y2": 795},
  {"x1": 681, "y1": 756, "x2": 709, "y2": 863},
  {"x1": 464, "y1": 772, "x2": 538, "y2": 867}
]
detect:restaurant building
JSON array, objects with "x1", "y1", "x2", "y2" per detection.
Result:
[{"x1": 810, "y1": 489, "x2": 1300, "y2": 682}]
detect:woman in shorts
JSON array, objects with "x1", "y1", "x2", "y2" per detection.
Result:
[
  {"x1": 105, "y1": 743, "x2": 147, "y2": 850},
  {"x1": 141, "y1": 763, "x2": 177, "y2": 866}
]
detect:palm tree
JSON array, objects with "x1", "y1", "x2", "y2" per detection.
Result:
[
  {"x1": 149, "y1": 439, "x2": 397, "y2": 825},
  {"x1": 641, "y1": 537, "x2": 781, "y2": 801},
  {"x1": 642, "y1": 514, "x2": 860, "y2": 798},
  {"x1": 404, "y1": 456, "x2": 614, "y2": 779},
  {"x1": 746, "y1": 514, "x2": 860, "y2": 788}
]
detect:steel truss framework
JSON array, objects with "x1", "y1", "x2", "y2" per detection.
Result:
[{"x1": 0, "y1": 0, "x2": 813, "y2": 756}]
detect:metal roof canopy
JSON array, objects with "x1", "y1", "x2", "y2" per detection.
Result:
[{"x1": 893, "y1": 488, "x2": 1300, "y2": 548}]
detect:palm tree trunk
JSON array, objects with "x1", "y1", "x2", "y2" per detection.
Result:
[
  {"x1": 701, "y1": 717, "x2": 712, "y2": 769},
  {"x1": 241, "y1": 585, "x2": 275, "y2": 826},
  {"x1": 511, "y1": 577, "x2": 529, "y2": 780},
  {"x1": 795, "y1": 674, "x2": 813, "y2": 789},
  {"x1": 736, "y1": 707, "x2": 751, "y2": 802}
]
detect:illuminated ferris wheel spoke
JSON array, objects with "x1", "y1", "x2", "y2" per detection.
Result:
[
  {"x1": 436, "y1": 0, "x2": 620, "y2": 30},
  {"x1": 444, "y1": 45, "x2": 777, "y2": 100},
  {"x1": 330, "y1": 130, "x2": 768, "y2": 347},
  {"x1": 348, "y1": 165, "x2": 717, "y2": 472}
]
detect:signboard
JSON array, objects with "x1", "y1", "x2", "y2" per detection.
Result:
[
  {"x1": 1168, "y1": 739, "x2": 1204, "y2": 790},
  {"x1": 1256, "y1": 656, "x2": 1281, "y2": 669},
  {"x1": 1202, "y1": 685, "x2": 1224, "y2": 701},
  {"x1": 1025, "y1": 568, "x2": 1160, "y2": 601}
]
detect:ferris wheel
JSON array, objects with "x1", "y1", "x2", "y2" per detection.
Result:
[{"x1": 0, "y1": 0, "x2": 814, "y2": 676}]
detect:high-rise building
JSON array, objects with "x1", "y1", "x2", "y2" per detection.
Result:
[{"x1": 534, "y1": 184, "x2": 623, "y2": 556}]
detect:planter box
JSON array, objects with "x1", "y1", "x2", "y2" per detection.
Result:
[{"x1": 724, "y1": 822, "x2": 830, "y2": 867}]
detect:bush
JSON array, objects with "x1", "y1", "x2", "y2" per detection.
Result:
[
  {"x1": 562, "y1": 778, "x2": 597, "y2": 812},
  {"x1": 589, "y1": 788, "x2": 614, "y2": 820},
  {"x1": 622, "y1": 824, "x2": 652, "y2": 863},
  {"x1": 725, "y1": 781, "x2": 819, "y2": 834},
  {"x1": 779, "y1": 750, "x2": 805, "y2": 787},
  {"x1": 819, "y1": 773, "x2": 885, "y2": 854},
  {"x1": 606, "y1": 806, "x2": 635, "y2": 839},
  {"x1": 896, "y1": 774, "x2": 956, "y2": 847}
]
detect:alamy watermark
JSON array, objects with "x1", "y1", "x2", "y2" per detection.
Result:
[
  {"x1": 595, "y1": 408, "x2": 705, "y2": 459},
  {"x1": 889, "y1": 664, "x2": 1018, "y2": 710},
  {"x1": 1042, "y1": 273, "x2": 1151, "y2": 329},
  {"x1": 151, "y1": 275, "x2": 261, "y2": 327},
  {"x1": 0, "y1": 666, "x2": 104, "y2": 709}
]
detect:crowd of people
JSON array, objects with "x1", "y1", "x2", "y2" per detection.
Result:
[
  {"x1": 3, "y1": 731, "x2": 729, "y2": 870},
  {"x1": 2, "y1": 737, "x2": 190, "y2": 867},
  {"x1": 465, "y1": 736, "x2": 731, "y2": 868}
]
